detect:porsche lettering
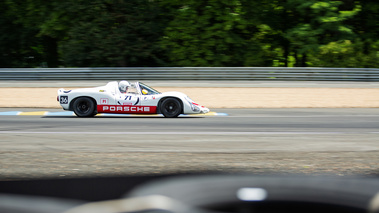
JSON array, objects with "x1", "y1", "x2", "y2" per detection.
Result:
[
  {"x1": 104, "y1": 106, "x2": 148, "y2": 112},
  {"x1": 99, "y1": 105, "x2": 156, "y2": 113}
]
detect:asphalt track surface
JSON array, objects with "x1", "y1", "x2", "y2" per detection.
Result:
[{"x1": 1, "y1": 108, "x2": 379, "y2": 180}]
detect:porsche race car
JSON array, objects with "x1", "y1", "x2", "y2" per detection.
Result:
[{"x1": 57, "y1": 81, "x2": 209, "y2": 118}]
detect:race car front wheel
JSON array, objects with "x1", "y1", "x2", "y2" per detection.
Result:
[
  {"x1": 73, "y1": 97, "x2": 96, "y2": 117},
  {"x1": 160, "y1": 98, "x2": 182, "y2": 118}
]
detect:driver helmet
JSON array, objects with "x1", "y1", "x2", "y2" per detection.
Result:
[{"x1": 119, "y1": 80, "x2": 131, "y2": 93}]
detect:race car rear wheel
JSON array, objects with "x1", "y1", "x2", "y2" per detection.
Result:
[
  {"x1": 160, "y1": 98, "x2": 182, "y2": 118},
  {"x1": 73, "y1": 97, "x2": 96, "y2": 117}
]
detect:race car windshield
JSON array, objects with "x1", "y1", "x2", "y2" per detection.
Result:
[{"x1": 139, "y1": 82, "x2": 161, "y2": 95}]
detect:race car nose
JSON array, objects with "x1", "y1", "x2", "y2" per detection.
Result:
[{"x1": 201, "y1": 108, "x2": 210, "y2": 114}]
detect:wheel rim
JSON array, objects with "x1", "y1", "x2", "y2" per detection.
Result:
[
  {"x1": 76, "y1": 100, "x2": 90, "y2": 114},
  {"x1": 164, "y1": 101, "x2": 180, "y2": 116}
]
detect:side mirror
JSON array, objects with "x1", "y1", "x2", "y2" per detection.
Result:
[{"x1": 142, "y1": 89, "x2": 148, "y2": 95}]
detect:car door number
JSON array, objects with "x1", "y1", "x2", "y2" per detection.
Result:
[{"x1": 60, "y1": 96, "x2": 68, "y2": 104}]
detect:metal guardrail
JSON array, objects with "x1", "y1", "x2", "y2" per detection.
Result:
[{"x1": 1, "y1": 67, "x2": 379, "y2": 81}]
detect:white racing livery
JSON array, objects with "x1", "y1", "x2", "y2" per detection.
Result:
[{"x1": 57, "y1": 81, "x2": 209, "y2": 118}]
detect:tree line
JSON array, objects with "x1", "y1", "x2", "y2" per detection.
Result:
[{"x1": 1, "y1": 0, "x2": 378, "y2": 68}]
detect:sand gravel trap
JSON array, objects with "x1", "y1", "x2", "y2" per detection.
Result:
[{"x1": 1, "y1": 87, "x2": 379, "y2": 108}]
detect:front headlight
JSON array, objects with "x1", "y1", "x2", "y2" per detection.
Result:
[
  {"x1": 186, "y1": 96, "x2": 201, "y2": 112},
  {"x1": 191, "y1": 104, "x2": 200, "y2": 112}
]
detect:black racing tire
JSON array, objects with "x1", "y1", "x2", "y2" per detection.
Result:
[
  {"x1": 160, "y1": 98, "x2": 182, "y2": 118},
  {"x1": 72, "y1": 97, "x2": 96, "y2": 117}
]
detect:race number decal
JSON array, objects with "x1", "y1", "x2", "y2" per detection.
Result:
[{"x1": 60, "y1": 96, "x2": 68, "y2": 104}]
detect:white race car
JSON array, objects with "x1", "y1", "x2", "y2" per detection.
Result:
[{"x1": 57, "y1": 81, "x2": 209, "y2": 118}]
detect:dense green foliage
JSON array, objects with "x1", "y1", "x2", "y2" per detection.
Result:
[{"x1": 1, "y1": 0, "x2": 378, "y2": 67}]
